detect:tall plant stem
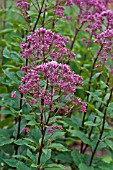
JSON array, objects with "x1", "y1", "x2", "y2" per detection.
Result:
[
  {"x1": 89, "y1": 87, "x2": 113, "y2": 166},
  {"x1": 80, "y1": 46, "x2": 103, "y2": 153},
  {"x1": 67, "y1": 24, "x2": 83, "y2": 64},
  {"x1": 32, "y1": 0, "x2": 45, "y2": 32},
  {"x1": 15, "y1": 0, "x2": 46, "y2": 158},
  {"x1": 37, "y1": 114, "x2": 50, "y2": 170},
  {"x1": 15, "y1": 93, "x2": 23, "y2": 155},
  {"x1": 37, "y1": 127, "x2": 46, "y2": 170},
  {"x1": 79, "y1": 34, "x2": 93, "y2": 75},
  {"x1": 88, "y1": 46, "x2": 103, "y2": 93},
  {"x1": 70, "y1": 23, "x2": 83, "y2": 51},
  {"x1": 82, "y1": 117, "x2": 96, "y2": 153}
]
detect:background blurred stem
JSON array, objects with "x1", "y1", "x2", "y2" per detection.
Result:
[
  {"x1": 1, "y1": 0, "x2": 6, "y2": 65},
  {"x1": 14, "y1": 94, "x2": 23, "y2": 155}
]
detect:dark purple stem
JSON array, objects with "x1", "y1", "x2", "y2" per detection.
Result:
[
  {"x1": 15, "y1": 93, "x2": 23, "y2": 155},
  {"x1": 32, "y1": 0, "x2": 45, "y2": 32},
  {"x1": 80, "y1": 46, "x2": 103, "y2": 153},
  {"x1": 70, "y1": 24, "x2": 83, "y2": 51},
  {"x1": 89, "y1": 87, "x2": 113, "y2": 166}
]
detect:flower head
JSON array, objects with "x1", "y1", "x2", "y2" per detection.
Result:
[
  {"x1": 17, "y1": 0, "x2": 30, "y2": 10},
  {"x1": 12, "y1": 91, "x2": 18, "y2": 98},
  {"x1": 22, "y1": 127, "x2": 30, "y2": 134},
  {"x1": 20, "y1": 28, "x2": 75, "y2": 64},
  {"x1": 19, "y1": 61, "x2": 83, "y2": 106}
]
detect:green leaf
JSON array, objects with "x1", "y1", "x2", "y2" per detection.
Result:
[
  {"x1": 14, "y1": 139, "x2": 36, "y2": 151},
  {"x1": 48, "y1": 132, "x2": 65, "y2": 141},
  {"x1": 22, "y1": 103, "x2": 31, "y2": 114},
  {"x1": 3, "y1": 69, "x2": 21, "y2": 85},
  {"x1": 25, "y1": 144, "x2": 36, "y2": 151},
  {"x1": 79, "y1": 163, "x2": 94, "y2": 170},
  {"x1": 67, "y1": 130, "x2": 90, "y2": 145},
  {"x1": 27, "y1": 120, "x2": 37, "y2": 126},
  {"x1": 0, "y1": 116, "x2": 14, "y2": 128},
  {"x1": 0, "y1": 29, "x2": 13, "y2": 36},
  {"x1": 54, "y1": 152, "x2": 73, "y2": 164},
  {"x1": 97, "y1": 160, "x2": 113, "y2": 170},
  {"x1": 3, "y1": 48, "x2": 11, "y2": 58},
  {"x1": 40, "y1": 149, "x2": 51, "y2": 166},
  {"x1": 71, "y1": 149, "x2": 85, "y2": 166},
  {"x1": 31, "y1": 126, "x2": 41, "y2": 143},
  {"x1": 3, "y1": 158, "x2": 18, "y2": 167},
  {"x1": 14, "y1": 139, "x2": 26, "y2": 145},
  {"x1": 13, "y1": 155, "x2": 31, "y2": 162},
  {"x1": 102, "y1": 155, "x2": 112, "y2": 163},
  {"x1": 16, "y1": 70, "x2": 24, "y2": 78},
  {"x1": 70, "y1": 60, "x2": 79, "y2": 74},
  {"x1": 48, "y1": 143, "x2": 68, "y2": 151},
  {"x1": 45, "y1": 164, "x2": 67, "y2": 169},
  {"x1": 27, "y1": 149, "x2": 37, "y2": 163},
  {"x1": 16, "y1": 161, "x2": 31, "y2": 170},
  {"x1": 0, "y1": 86, "x2": 8, "y2": 93},
  {"x1": 53, "y1": 95, "x2": 60, "y2": 101},
  {"x1": 0, "y1": 9, "x2": 7, "y2": 15},
  {"x1": 0, "y1": 138, "x2": 13, "y2": 146},
  {"x1": 84, "y1": 121, "x2": 101, "y2": 127},
  {"x1": 105, "y1": 139, "x2": 113, "y2": 150},
  {"x1": 0, "y1": 110, "x2": 14, "y2": 115},
  {"x1": 107, "y1": 102, "x2": 113, "y2": 114},
  {"x1": 92, "y1": 73, "x2": 101, "y2": 80}
]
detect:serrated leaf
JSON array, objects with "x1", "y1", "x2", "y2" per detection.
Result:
[
  {"x1": 45, "y1": 164, "x2": 67, "y2": 169},
  {"x1": 53, "y1": 95, "x2": 60, "y2": 101},
  {"x1": 71, "y1": 149, "x2": 85, "y2": 166},
  {"x1": 0, "y1": 29, "x2": 13, "y2": 36},
  {"x1": 3, "y1": 158, "x2": 18, "y2": 167},
  {"x1": 13, "y1": 155, "x2": 31, "y2": 162},
  {"x1": 0, "y1": 110, "x2": 14, "y2": 115},
  {"x1": 16, "y1": 161, "x2": 30, "y2": 170},
  {"x1": 48, "y1": 143, "x2": 68, "y2": 151},
  {"x1": 3, "y1": 48, "x2": 10, "y2": 58},
  {"x1": 84, "y1": 121, "x2": 101, "y2": 126},
  {"x1": 79, "y1": 163, "x2": 94, "y2": 170},
  {"x1": 27, "y1": 149, "x2": 36, "y2": 162},
  {"x1": 31, "y1": 126, "x2": 41, "y2": 143},
  {"x1": 0, "y1": 138, "x2": 13, "y2": 146},
  {"x1": 67, "y1": 130, "x2": 90, "y2": 145},
  {"x1": 22, "y1": 103, "x2": 31, "y2": 114},
  {"x1": 27, "y1": 120, "x2": 37, "y2": 126},
  {"x1": 3, "y1": 69, "x2": 21, "y2": 85},
  {"x1": 40, "y1": 149, "x2": 51, "y2": 166}
]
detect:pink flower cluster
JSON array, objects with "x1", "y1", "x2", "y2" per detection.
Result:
[
  {"x1": 72, "y1": 98, "x2": 87, "y2": 113},
  {"x1": 22, "y1": 127, "x2": 30, "y2": 134},
  {"x1": 17, "y1": 0, "x2": 30, "y2": 10},
  {"x1": 66, "y1": 0, "x2": 73, "y2": 6},
  {"x1": 48, "y1": 125, "x2": 63, "y2": 134},
  {"x1": 12, "y1": 91, "x2": 17, "y2": 98},
  {"x1": 73, "y1": 0, "x2": 108, "y2": 34},
  {"x1": 53, "y1": 6, "x2": 65, "y2": 17},
  {"x1": 73, "y1": 0, "x2": 106, "y2": 13},
  {"x1": 20, "y1": 28, "x2": 76, "y2": 63},
  {"x1": 53, "y1": 0, "x2": 74, "y2": 18},
  {"x1": 19, "y1": 61, "x2": 83, "y2": 106},
  {"x1": 74, "y1": 0, "x2": 113, "y2": 74}
]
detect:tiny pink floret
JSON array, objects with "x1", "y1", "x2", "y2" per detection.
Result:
[{"x1": 12, "y1": 91, "x2": 17, "y2": 98}]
